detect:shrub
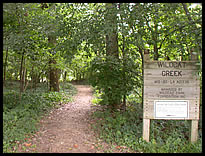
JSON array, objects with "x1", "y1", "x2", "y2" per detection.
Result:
[
  {"x1": 91, "y1": 89, "x2": 202, "y2": 153},
  {"x1": 89, "y1": 55, "x2": 141, "y2": 108},
  {"x1": 3, "y1": 82, "x2": 77, "y2": 153}
]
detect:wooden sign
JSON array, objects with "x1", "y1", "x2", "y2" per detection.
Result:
[
  {"x1": 142, "y1": 50, "x2": 200, "y2": 143},
  {"x1": 144, "y1": 60, "x2": 200, "y2": 120}
]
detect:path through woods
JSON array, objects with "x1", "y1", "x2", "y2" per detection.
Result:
[{"x1": 16, "y1": 85, "x2": 126, "y2": 153}]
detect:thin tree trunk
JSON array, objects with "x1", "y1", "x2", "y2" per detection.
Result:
[
  {"x1": 182, "y1": 3, "x2": 194, "y2": 24},
  {"x1": 19, "y1": 51, "x2": 25, "y2": 93},
  {"x1": 182, "y1": 3, "x2": 201, "y2": 56},
  {"x1": 139, "y1": 47, "x2": 144, "y2": 109},
  {"x1": 153, "y1": 22, "x2": 158, "y2": 60},
  {"x1": 63, "y1": 71, "x2": 67, "y2": 91},
  {"x1": 122, "y1": 34, "x2": 126, "y2": 112},
  {"x1": 3, "y1": 47, "x2": 9, "y2": 85},
  {"x1": 23, "y1": 62, "x2": 30, "y2": 92},
  {"x1": 21, "y1": 59, "x2": 26, "y2": 92},
  {"x1": 64, "y1": 71, "x2": 67, "y2": 81},
  {"x1": 22, "y1": 67, "x2": 26, "y2": 91}
]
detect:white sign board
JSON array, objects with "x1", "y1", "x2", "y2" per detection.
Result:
[{"x1": 154, "y1": 100, "x2": 189, "y2": 119}]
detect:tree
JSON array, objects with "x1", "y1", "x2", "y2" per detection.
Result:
[
  {"x1": 105, "y1": 3, "x2": 119, "y2": 58},
  {"x1": 3, "y1": 3, "x2": 202, "y2": 108},
  {"x1": 104, "y1": 3, "x2": 121, "y2": 107}
]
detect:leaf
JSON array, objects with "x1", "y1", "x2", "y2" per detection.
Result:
[
  {"x1": 24, "y1": 143, "x2": 32, "y2": 147},
  {"x1": 73, "y1": 144, "x2": 78, "y2": 148},
  {"x1": 116, "y1": 130, "x2": 121, "y2": 136}
]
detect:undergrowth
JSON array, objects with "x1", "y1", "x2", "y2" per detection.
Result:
[
  {"x1": 3, "y1": 81, "x2": 77, "y2": 153},
  {"x1": 91, "y1": 89, "x2": 202, "y2": 153}
]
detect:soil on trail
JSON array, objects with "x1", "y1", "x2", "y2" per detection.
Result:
[
  {"x1": 18, "y1": 85, "x2": 101, "y2": 153},
  {"x1": 17, "y1": 85, "x2": 126, "y2": 153}
]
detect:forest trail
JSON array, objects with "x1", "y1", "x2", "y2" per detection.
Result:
[{"x1": 17, "y1": 85, "x2": 108, "y2": 153}]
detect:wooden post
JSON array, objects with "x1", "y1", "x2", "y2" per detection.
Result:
[
  {"x1": 191, "y1": 120, "x2": 198, "y2": 143},
  {"x1": 144, "y1": 49, "x2": 150, "y2": 61},
  {"x1": 143, "y1": 49, "x2": 150, "y2": 142},
  {"x1": 190, "y1": 47, "x2": 199, "y2": 143},
  {"x1": 143, "y1": 118, "x2": 150, "y2": 142},
  {"x1": 190, "y1": 48, "x2": 198, "y2": 60}
]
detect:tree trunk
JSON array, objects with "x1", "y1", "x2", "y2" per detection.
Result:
[
  {"x1": 105, "y1": 4, "x2": 119, "y2": 58},
  {"x1": 105, "y1": 3, "x2": 120, "y2": 108},
  {"x1": 122, "y1": 34, "x2": 126, "y2": 111},
  {"x1": 139, "y1": 47, "x2": 144, "y2": 109},
  {"x1": 153, "y1": 22, "x2": 158, "y2": 60},
  {"x1": 64, "y1": 71, "x2": 67, "y2": 81},
  {"x1": 24, "y1": 65, "x2": 34, "y2": 91},
  {"x1": 49, "y1": 58, "x2": 59, "y2": 92},
  {"x1": 19, "y1": 51, "x2": 25, "y2": 93},
  {"x1": 182, "y1": 3, "x2": 201, "y2": 56},
  {"x1": 182, "y1": 3, "x2": 194, "y2": 24},
  {"x1": 3, "y1": 47, "x2": 9, "y2": 85},
  {"x1": 39, "y1": 2, "x2": 59, "y2": 92},
  {"x1": 22, "y1": 66, "x2": 27, "y2": 91},
  {"x1": 63, "y1": 71, "x2": 67, "y2": 91},
  {"x1": 31, "y1": 73, "x2": 37, "y2": 90},
  {"x1": 48, "y1": 35, "x2": 59, "y2": 92},
  {"x1": 106, "y1": 34, "x2": 119, "y2": 58}
]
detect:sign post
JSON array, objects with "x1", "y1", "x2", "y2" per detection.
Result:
[{"x1": 142, "y1": 49, "x2": 200, "y2": 143}]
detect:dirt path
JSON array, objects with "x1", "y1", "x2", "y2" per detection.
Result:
[{"x1": 18, "y1": 85, "x2": 104, "y2": 153}]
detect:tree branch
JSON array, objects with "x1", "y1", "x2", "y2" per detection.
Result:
[
  {"x1": 182, "y1": 3, "x2": 194, "y2": 23},
  {"x1": 144, "y1": 15, "x2": 153, "y2": 33},
  {"x1": 158, "y1": 24, "x2": 187, "y2": 50}
]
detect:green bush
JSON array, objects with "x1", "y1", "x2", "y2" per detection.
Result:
[
  {"x1": 3, "y1": 91, "x2": 19, "y2": 111},
  {"x1": 89, "y1": 55, "x2": 141, "y2": 108},
  {"x1": 3, "y1": 82, "x2": 77, "y2": 153},
  {"x1": 91, "y1": 91, "x2": 202, "y2": 153}
]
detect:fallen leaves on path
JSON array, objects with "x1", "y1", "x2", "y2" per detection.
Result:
[
  {"x1": 15, "y1": 85, "x2": 133, "y2": 153},
  {"x1": 24, "y1": 143, "x2": 32, "y2": 147},
  {"x1": 73, "y1": 144, "x2": 78, "y2": 148}
]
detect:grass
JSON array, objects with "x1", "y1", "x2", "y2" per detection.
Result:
[
  {"x1": 3, "y1": 80, "x2": 77, "y2": 153},
  {"x1": 90, "y1": 90, "x2": 202, "y2": 153}
]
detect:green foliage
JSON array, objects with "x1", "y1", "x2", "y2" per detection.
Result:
[
  {"x1": 91, "y1": 108, "x2": 202, "y2": 153},
  {"x1": 3, "y1": 3, "x2": 202, "y2": 153},
  {"x1": 89, "y1": 55, "x2": 141, "y2": 107},
  {"x1": 91, "y1": 89, "x2": 202, "y2": 153},
  {"x1": 91, "y1": 88, "x2": 103, "y2": 105},
  {"x1": 69, "y1": 49, "x2": 94, "y2": 81},
  {"x1": 89, "y1": 56, "x2": 122, "y2": 106},
  {"x1": 3, "y1": 81, "x2": 76, "y2": 153}
]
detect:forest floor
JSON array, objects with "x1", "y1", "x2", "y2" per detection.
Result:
[{"x1": 16, "y1": 85, "x2": 127, "y2": 153}]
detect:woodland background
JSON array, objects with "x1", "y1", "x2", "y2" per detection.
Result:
[{"x1": 3, "y1": 3, "x2": 202, "y2": 153}]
